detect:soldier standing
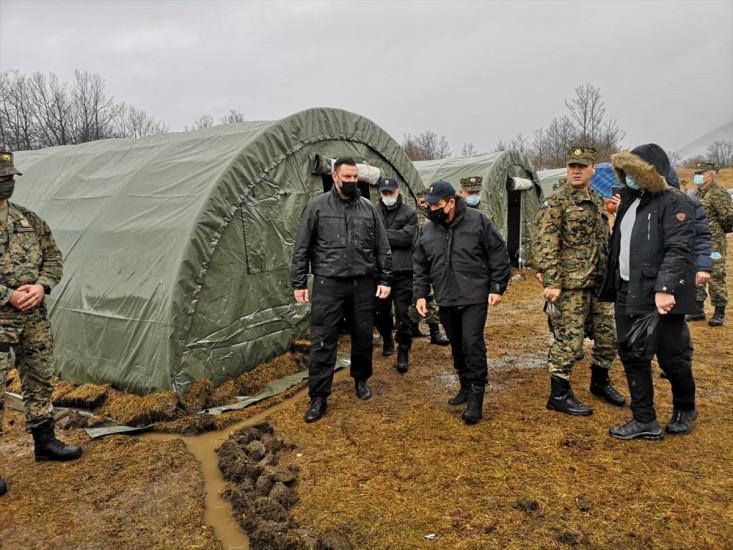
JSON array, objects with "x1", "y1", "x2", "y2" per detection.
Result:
[
  {"x1": 534, "y1": 146, "x2": 625, "y2": 417},
  {"x1": 686, "y1": 162, "x2": 733, "y2": 326},
  {"x1": 460, "y1": 176, "x2": 482, "y2": 209},
  {"x1": 0, "y1": 152, "x2": 82, "y2": 496}
]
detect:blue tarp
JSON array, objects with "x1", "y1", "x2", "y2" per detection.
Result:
[{"x1": 590, "y1": 162, "x2": 620, "y2": 198}]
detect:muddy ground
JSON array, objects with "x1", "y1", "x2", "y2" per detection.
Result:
[{"x1": 0, "y1": 236, "x2": 732, "y2": 548}]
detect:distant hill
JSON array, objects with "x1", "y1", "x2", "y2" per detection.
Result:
[{"x1": 675, "y1": 120, "x2": 733, "y2": 161}]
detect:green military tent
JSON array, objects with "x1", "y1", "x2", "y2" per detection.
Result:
[
  {"x1": 414, "y1": 151, "x2": 542, "y2": 267},
  {"x1": 537, "y1": 168, "x2": 566, "y2": 198},
  {"x1": 13, "y1": 107, "x2": 423, "y2": 395}
]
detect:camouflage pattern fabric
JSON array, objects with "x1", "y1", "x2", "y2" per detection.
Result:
[
  {"x1": 409, "y1": 294, "x2": 440, "y2": 324},
  {"x1": 696, "y1": 181, "x2": 732, "y2": 308},
  {"x1": 548, "y1": 290, "x2": 617, "y2": 380},
  {"x1": 696, "y1": 237, "x2": 727, "y2": 307}
]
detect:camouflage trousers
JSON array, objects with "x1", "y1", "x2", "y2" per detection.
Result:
[
  {"x1": 0, "y1": 304, "x2": 55, "y2": 431},
  {"x1": 696, "y1": 238, "x2": 727, "y2": 307},
  {"x1": 408, "y1": 294, "x2": 440, "y2": 324},
  {"x1": 548, "y1": 289, "x2": 617, "y2": 380}
]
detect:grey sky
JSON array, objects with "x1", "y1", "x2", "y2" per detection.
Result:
[{"x1": 1, "y1": 0, "x2": 731, "y2": 154}]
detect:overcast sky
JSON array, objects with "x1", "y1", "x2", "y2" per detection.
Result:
[{"x1": 1, "y1": 0, "x2": 731, "y2": 154}]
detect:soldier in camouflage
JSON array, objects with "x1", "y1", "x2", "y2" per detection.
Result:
[
  {"x1": 460, "y1": 176, "x2": 482, "y2": 209},
  {"x1": 687, "y1": 162, "x2": 733, "y2": 326},
  {"x1": 0, "y1": 152, "x2": 81, "y2": 496},
  {"x1": 534, "y1": 146, "x2": 625, "y2": 417}
]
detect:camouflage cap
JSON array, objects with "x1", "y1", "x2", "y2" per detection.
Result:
[
  {"x1": 0, "y1": 151, "x2": 22, "y2": 177},
  {"x1": 460, "y1": 176, "x2": 482, "y2": 192},
  {"x1": 694, "y1": 161, "x2": 717, "y2": 174},
  {"x1": 567, "y1": 146, "x2": 596, "y2": 167}
]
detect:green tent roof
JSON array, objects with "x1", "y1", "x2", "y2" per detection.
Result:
[
  {"x1": 537, "y1": 168, "x2": 566, "y2": 197},
  {"x1": 14, "y1": 108, "x2": 423, "y2": 394}
]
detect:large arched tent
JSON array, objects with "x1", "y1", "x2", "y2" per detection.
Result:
[
  {"x1": 414, "y1": 151, "x2": 542, "y2": 267},
  {"x1": 13, "y1": 108, "x2": 423, "y2": 395},
  {"x1": 537, "y1": 168, "x2": 566, "y2": 197}
]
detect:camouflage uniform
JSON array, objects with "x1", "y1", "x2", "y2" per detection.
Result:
[
  {"x1": 534, "y1": 181, "x2": 616, "y2": 381},
  {"x1": 0, "y1": 202, "x2": 63, "y2": 429},
  {"x1": 408, "y1": 295, "x2": 440, "y2": 324},
  {"x1": 695, "y1": 180, "x2": 733, "y2": 308}
]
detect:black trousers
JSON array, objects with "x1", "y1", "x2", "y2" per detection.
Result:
[
  {"x1": 438, "y1": 302, "x2": 489, "y2": 385},
  {"x1": 615, "y1": 286, "x2": 695, "y2": 423},
  {"x1": 374, "y1": 271, "x2": 413, "y2": 348},
  {"x1": 309, "y1": 275, "x2": 376, "y2": 398}
]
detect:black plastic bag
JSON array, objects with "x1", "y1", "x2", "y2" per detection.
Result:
[{"x1": 622, "y1": 310, "x2": 660, "y2": 361}]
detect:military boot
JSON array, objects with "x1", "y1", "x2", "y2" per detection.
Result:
[
  {"x1": 381, "y1": 332, "x2": 394, "y2": 356},
  {"x1": 665, "y1": 408, "x2": 698, "y2": 435},
  {"x1": 589, "y1": 367, "x2": 626, "y2": 406},
  {"x1": 304, "y1": 397, "x2": 327, "y2": 423},
  {"x1": 546, "y1": 376, "x2": 593, "y2": 416},
  {"x1": 395, "y1": 344, "x2": 409, "y2": 373},
  {"x1": 685, "y1": 302, "x2": 706, "y2": 322},
  {"x1": 708, "y1": 306, "x2": 725, "y2": 327},
  {"x1": 428, "y1": 323, "x2": 450, "y2": 346},
  {"x1": 448, "y1": 376, "x2": 469, "y2": 406},
  {"x1": 32, "y1": 421, "x2": 82, "y2": 462},
  {"x1": 462, "y1": 384, "x2": 485, "y2": 425},
  {"x1": 0, "y1": 476, "x2": 6, "y2": 496}
]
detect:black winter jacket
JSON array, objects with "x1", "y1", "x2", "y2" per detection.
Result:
[
  {"x1": 292, "y1": 188, "x2": 392, "y2": 289},
  {"x1": 666, "y1": 168, "x2": 713, "y2": 272},
  {"x1": 413, "y1": 199, "x2": 511, "y2": 307},
  {"x1": 377, "y1": 195, "x2": 417, "y2": 273},
  {"x1": 600, "y1": 147, "x2": 696, "y2": 314}
]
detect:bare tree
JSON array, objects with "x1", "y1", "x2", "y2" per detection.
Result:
[
  {"x1": 460, "y1": 142, "x2": 476, "y2": 157},
  {"x1": 707, "y1": 140, "x2": 733, "y2": 167},
  {"x1": 509, "y1": 132, "x2": 529, "y2": 153},
  {"x1": 668, "y1": 151, "x2": 682, "y2": 166},
  {"x1": 493, "y1": 139, "x2": 506, "y2": 152},
  {"x1": 531, "y1": 127, "x2": 546, "y2": 170},
  {"x1": 221, "y1": 109, "x2": 245, "y2": 124},
  {"x1": 113, "y1": 103, "x2": 168, "y2": 139},
  {"x1": 563, "y1": 83, "x2": 624, "y2": 160},
  {"x1": 543, "y1": 116, "x2": 577, "y2": 168},
  {"x1": 402, "y1": 130, "x2": 451, "y2": 160}
]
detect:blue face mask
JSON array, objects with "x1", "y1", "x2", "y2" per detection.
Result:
[
  {"x1": 625, "y1": 175, "x2": 640, "y2": 190},
  {"x1": 693, "y1": 174, "x2": 704, "y2": 186},
  {"x1": 465, "y1": 195, "x2": 481, "y2": 207}
]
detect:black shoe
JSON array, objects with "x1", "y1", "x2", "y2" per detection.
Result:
[
  {"x1": 462, "y1": 384, "x2": 485, "y2": 425},
  {"x1": 355, "y1": 379, "x2": 372, "y2": 400},
  {"x1": 589, "y1": 367, "x2": 626, "y2": 406},
  {"x1": 448, "y1": 377, "x2": 469, "y2": 406},
  {"x1": 0, "y1": 477, "x2": 6, "y2": 496},
  {"x1": 428, "y1": 323, "x2": 449, "y2": 346},
  {"x1": 609, "y1": 418, "x2": 663, "y2": 440},
  {"x1": 382, "y1": 337, "x2": 394, "y2": 357},
  {"x1": 410, "y1": 321, "x2": 427, "y2": 337},
  {"x1": 32, "y1": 421, "x2": 82, "y2": 462},
  {"x1": 708, "y1": 306, "x2": 725, "y2": 327},
  {"x1": 304, "y1": 397, "x2": 327, "y2": 423},
  {"x1": 546, "y1": 376, "x2": 593, "y2": 416},
  {"x1": 685, "y1": 302, "x2": 706, "y2": 322},
  {"x1": 666, "y1": 408, "x2": 697, "y2": 435},
  {"x1": 395, "y1": 345, "x2": 409, "y2": 373}
]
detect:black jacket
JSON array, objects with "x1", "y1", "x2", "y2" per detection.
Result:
[
  {"x1": 292, "y1": 188, "x2": 392, "y2": 289},
  {"x1": 377, "y1": 195, "x2": 417, "y2": 273},
  {"x1": 600, "y1": 147, "x2": 696, "y2": 314},
  {"x1": 413, "y1": 199, "x2": 511, "y2": 307},
  {"x1": 666, "y1": 168, "x2": 713, "y2": 272}
]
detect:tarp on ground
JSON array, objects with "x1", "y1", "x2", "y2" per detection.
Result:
[
  {"x1": 13, "y1": 108, "x2": 424, "y2": 395},
  {"x1": 414, "y1": 151, "x2": 542, "y2": 267}
]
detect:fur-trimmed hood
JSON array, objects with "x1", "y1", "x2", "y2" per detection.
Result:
[{"x1": 612, "y1": 143, "x2": 670, "y2": 193}]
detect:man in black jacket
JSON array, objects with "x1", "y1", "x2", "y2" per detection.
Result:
[
  {"x1": 601, "y1": 144, "x2": 698, "y2": 440},
  {"x1": 414, "y1": 180, "x2": 511, "y2": 424},
  {"x1": 292, "y1": 158, "x2": 392, "y2": 423},
  {"x1": 374, "y1": 177, "x2": 417, "y2": 372}
]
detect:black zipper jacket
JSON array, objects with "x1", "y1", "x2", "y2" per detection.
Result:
[{"x1": 377, "y1": 195, "x2": 417, "y2": 274}]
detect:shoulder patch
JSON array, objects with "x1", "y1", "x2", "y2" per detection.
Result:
[
  {"x1": 675, "y1": 212, "x2": 686, "y2": 222},
  {"x1": 539, "y1": 201, "x2": 548, "y2": 209}
]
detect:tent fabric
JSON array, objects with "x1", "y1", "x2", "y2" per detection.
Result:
[
  {"x1": 414, "y1": 151, "x2": 542, "y2": 267},
  {"x1": 13, "y1": 108, "x2": 423, "y2": 394},
  {"x1": 590, "y1": 162, "x2": 619, "y2": 198},
  {"x1": 537, "y1": 168, "x2": 567, "y2": 197}
]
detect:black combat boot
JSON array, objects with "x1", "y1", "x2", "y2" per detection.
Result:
[
  {"x1": 448, "y1": 376, "x2": 469, "y2": 406},
  {"x1": 665, "y1": 408, "x2": 698, "y2": 435},
  {"x1": 462, "y1": 384, "x2": 485, "y2": 425},
  {"x1": 428, "y1": 323, "x2": 450, "y2": 346},
  {"x1": 0, "y1": 476, "x2": 6, "y2": 496},
  {"x1": 304, "y1": 397, "x2": 327, "y2": 423},
  {"x1": 546, "y1": 376, "x2": 593, "y2": 416},
  {"x1": 395, "y1": 344, "x2": 409, "y2": 373},
  {"x1": 609, "y1": 418, "x2": 663, "y2": 440},
  {"x1": 410, "y1": 321, "x2": 427, "y2": 337},
  {"x1": 355, "y1": 379, "x2": 372, "y2": 400},
  {"x1": 32, "y1": 421, "x2": 82, "y2": 462},
  {"x1": 708, "y1": 306, "x2": 725, "y2": 327},
  {"x1": 381, "y1": 332, "x2": 394, "y2": 356},
  {"x1": 589, "y1": 367, "x2": 626, "y2": 406},
  {"x1": 685, "y1": 302, "x2": 706, "y2": 322}
]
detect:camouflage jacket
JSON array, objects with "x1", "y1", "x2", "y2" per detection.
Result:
[
  {"x1": 0, "y1": 202, "x2": 63, "y2": 306},
  {"x1": 534, "y1": 185, "x2": 609, "y2": 290},
  {"x1": 696, "y1": 181, "x2": 733, "y2": 241}
]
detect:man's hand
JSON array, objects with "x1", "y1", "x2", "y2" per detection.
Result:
[
  {"x1": 416, "y1": 297, "x2": 427, "y2": 316},
  {"x1": 294, "y1": 289, "x2": 309, "y2": 304},
  {"x1": 543, "y1": 288, "x2": 561, "y2": 302},
  {"x1": 375, "y1": 285, "x2": 391, "y2": 299},
  {"x1": 655, "y1": 292, "x2": 675, "y2": 315},
  {"x1": 695, "y1": 271, "x2": 711, "y2": 287},
  {"x1": 488, "y1": 293, "x2": 502, "y2": 306},
  {"x1": 13, "y1": 284, "x2": 45, "y2": 311},
  {"x1": 535, "y1": 272, "x2": 543, "y2": 284}
]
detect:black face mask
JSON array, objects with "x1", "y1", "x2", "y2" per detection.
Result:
[
  {"x1": 340, "y1": 181, "x2": 358, "y2": 199},
  {"x1": 0, "y1": 178, "x2": 15, "y2": 201},
  {"x1": 427, "y1": 206, "x2": 449, "y2": 224}
]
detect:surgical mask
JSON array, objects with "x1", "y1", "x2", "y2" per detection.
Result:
[
  {"x1": 0, "y1": 178, "x2": 15, "y2": 200},
  {"x1": 427, "y1": 205, "x2": 449, "y2": 224},
  {"x1": 625, "y1": 176, "x2": 640, "y2": 190},
  {"x1": 381, "y1": 195, "x2": 398, "y2": 207},
  {"x1": 465, "y1": 195, "x2": 481, "y2": 207},
  {"x1": 339, "y1": 181, "x2": 358, "y2": 199},
  {"x1": 693, "y1": 174, "x2": 704, "y2": 186}
]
